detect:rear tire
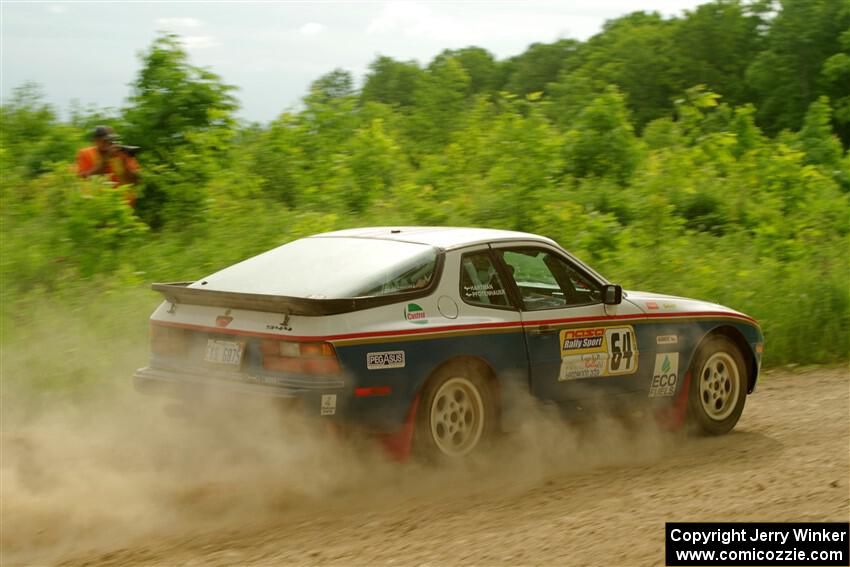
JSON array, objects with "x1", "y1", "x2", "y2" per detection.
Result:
[
  {"x1": 687, "y1": 335, "x2": 748, "y2": 435},
  {"x1": 414, "y1": 361, "x2": 496, "y2": 461}
]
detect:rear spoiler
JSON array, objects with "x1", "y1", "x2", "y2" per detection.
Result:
[{"x1": 151, "y1": 282, "x2": 424, "y2": 316}]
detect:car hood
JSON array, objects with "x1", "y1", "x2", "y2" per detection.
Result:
[{"x1": 624, "y1": 290, "x2": 754, "y2": 321}]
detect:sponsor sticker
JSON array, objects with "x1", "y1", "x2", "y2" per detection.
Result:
[
  {"x1": 265, "y1": 314, "x2": 292, "y2": 332},
  {"x1": 367, "y1": 350, "x2": 405, "y2": 370},
  {"x1": 215, "y1": 308, "x2": 233, "y2": 328},
  {"x1": 320, "y1": 394, "x2": 337, "y2": 416},
  {"x1": 649, "y1": 353, "x2": 679, "y2": 397},
  {"x1": 559, "y1": 353, "x2": 604, "y2": 381},
  {"x1": 404, "y1": 303, "x2": 427, "y2": 325},
  {"x1": 560, "y1": 327, "x2": 606, "y2": 355},
  {"x1": 646, "y1": 301, "x2": 659, "y2": 310},
  {"x1": 656, "y1": 334, "x2": 678, "y2": 345},
  {"x1": 559, "y1": 326, "x2": 638, "y2": 377}
]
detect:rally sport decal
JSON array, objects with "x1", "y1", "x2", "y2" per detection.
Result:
[{"x1": 558, "y1": 326, "x2": 638, "y2": 381}]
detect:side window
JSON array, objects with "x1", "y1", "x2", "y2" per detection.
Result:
[
  {"x1": 459, "y1": 252, "x2": 511, "y2": 308},
  {"x1": 500, "y1": 249, "x2": 601, "y2": 310}
]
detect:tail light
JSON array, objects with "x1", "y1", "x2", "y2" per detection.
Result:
[
  {"x1": 261, "y1": 340, "x2": 340, "y2": 375},
  {"x1": 150, "y1": 324, "x2": 187, "y2": 357}
]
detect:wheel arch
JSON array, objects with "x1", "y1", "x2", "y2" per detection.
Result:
[{"x1": 695, "y1": 325, "x2": 759, "y2": 393}]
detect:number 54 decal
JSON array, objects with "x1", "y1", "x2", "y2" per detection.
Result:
[
  {"x1": 559, "y1": 325, "x2": 638, "y2": 379},
  {"x1": 605, "y1": 326, "x2": 638, "y2": 375}
]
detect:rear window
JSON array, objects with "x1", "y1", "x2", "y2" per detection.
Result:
[{"x1": 195, "y1": 237, "x2": 439, "y2": 299}]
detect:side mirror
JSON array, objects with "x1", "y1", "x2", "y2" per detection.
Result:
[{"x1": 603, "y1": 284, "x2": 623, "y2": 305}]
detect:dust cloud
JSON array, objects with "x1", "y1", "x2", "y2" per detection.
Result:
[{"x1": 2, "y1": 350, "x2": 679, "y2": 566}]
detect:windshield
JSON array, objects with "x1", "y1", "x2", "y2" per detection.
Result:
[{"x1": 194, "y1": 237, "x2": 439, "y2": 299}]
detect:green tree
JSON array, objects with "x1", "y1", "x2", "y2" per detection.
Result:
[
  {"x1": 121, "y1": 33, "x2": 238, "y2": 226},
  {"x1": 502, "y1": 39, "x2": 581, "y2": 96},
  {"x1": 0, "y1": 83, "x2": 79, "y2": 178},
  {"x1": 745, "y1": 0, "x2": 850, "y2": 135},
  {"x1": 122, "y1": 33, "x2": 238, "y2": 164},
  {"x1": 672, "y1": 1, "x2": 762, "y2": 106},
  {"x1": 820, "y1": 28, "x2": 850, "y2": 144},
  {"x1": 546, "y1": 72, "x2": 608, "y2": 130},
  {"x1": 346, "y1": 118, "x2": 403, "y2": 212},
  {"x1": 309, "y1": 68, "x2": 355, "y2": 104},
  {"x1": 799, "y1": 97, "x2": 844, "y2": 167},
  {"x1": 473, "y1": 96, "x2": 563, "y2": 230},
  {"x1": 408, "y1": 57, "x2": 471, "y2": 152},
  {"x1": 250, "y1": 113, "x2": 306, "y2": 207},
  {"x1": 431, "y1": 47, "x2": 500, "y2": 95},
  {"x1": 567, "y1": 12, "x2": 680, "y2": 129},
  {"x1": 360, "y1": 56, "x2": 425, "y2": 108},
  {"x1": 797, "y1": 96, "x2": 848, "y2": 189},
  {"x1": 562, "y1": 86, "x2": 640, "y2": 184}
]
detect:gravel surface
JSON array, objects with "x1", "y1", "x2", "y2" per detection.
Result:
[{"x1": 5, "y1": 367, "x2": 848, "y2": 567}]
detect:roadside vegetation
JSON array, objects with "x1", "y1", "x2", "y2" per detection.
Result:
[{"x1": 2, "y1": 0, "x2": 848, "y2": 392}]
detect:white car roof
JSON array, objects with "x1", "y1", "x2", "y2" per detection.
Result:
[{"x1": 313, "y1": 226, "x2": 556, "y2": 250}]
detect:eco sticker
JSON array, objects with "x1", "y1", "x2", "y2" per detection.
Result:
[
  {"x1": 649, "y1": 353, "x2": 679, "y2": 397},
  {"x1": 404, "y1": 303, "x2": 427, "y2": 324}
]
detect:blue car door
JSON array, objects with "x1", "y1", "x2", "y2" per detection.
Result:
[{"x1": 490, "y1": 243, "x2": 649, "y2": 402}]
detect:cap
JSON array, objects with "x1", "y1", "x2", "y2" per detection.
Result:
[{"x1": 92, "y1": 125, "x2": 119, "y2": 141}]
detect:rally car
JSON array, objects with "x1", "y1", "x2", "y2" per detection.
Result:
[{"x1": 134, "y1": 227, "x2": 763, "y2": 459}]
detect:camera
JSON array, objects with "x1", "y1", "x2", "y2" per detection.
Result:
[{"x1": 118, "y1": 145, "x2": 142, "y2": 157}]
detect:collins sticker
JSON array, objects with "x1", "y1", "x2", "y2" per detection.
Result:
[
  {"x1": 649, "y1": 353, "x2": 679, "y2": 397},
  {"x1": 559, "y1": 326, "x2": 638, "y2": 377},
  {"x1": 367, "y1": 351, "x2": 405, "y2": 370},
  {"x1": 559, "y1": 353, "x2": 604, "y2": 381}
]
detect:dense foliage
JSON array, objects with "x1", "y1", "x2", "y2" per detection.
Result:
[{"x1": 2, "y1": 1, "x2": 848, "y2": 392}]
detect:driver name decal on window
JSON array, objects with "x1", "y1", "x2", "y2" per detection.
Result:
[
  {"x1": 459, "y1": 252, "x2": 510, "y2": 308},
  {"x1": 558, "y1": 326, "x2": 638, "y2": 380},
  {"x1": 462, "y1": 282, "x2": 506, "y2": 299}
]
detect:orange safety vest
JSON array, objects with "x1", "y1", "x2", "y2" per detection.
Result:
[{"x1": 76, "y1": 146, "x2": 140, "y2": 206}]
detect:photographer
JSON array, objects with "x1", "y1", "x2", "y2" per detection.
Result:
[{"x1": 76, "y1": 125, "x2": 141, "y2": 205}]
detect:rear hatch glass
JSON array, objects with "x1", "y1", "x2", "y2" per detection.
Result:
[{"x1": 193, "y1": 237, "x2": 439, "y2": 299}]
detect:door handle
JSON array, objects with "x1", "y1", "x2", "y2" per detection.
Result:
[{"x1": 529, "y1": 324, "x2": 557, "y2": 335}]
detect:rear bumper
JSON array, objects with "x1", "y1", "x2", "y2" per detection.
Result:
[{"x1": 133, "y1": 365, "x2": 347, "y2": 415}]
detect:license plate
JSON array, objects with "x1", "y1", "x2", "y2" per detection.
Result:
[{"x1": 204, "y1": 340, "x2": 244, "y2": 366}]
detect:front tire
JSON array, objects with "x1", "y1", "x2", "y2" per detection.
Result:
[
  {"x1": 687, "y1": 335, "x2": 748, "y2": 435},
  {"x1": 414, "y1": 362, "x2": 496, "y2": 460}
]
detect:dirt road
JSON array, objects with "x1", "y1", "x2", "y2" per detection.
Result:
[{"x1": 5, "y1": 368, "x2": 848, "y2": 566}]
